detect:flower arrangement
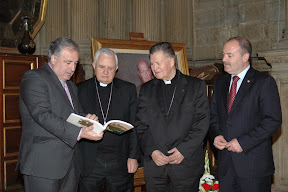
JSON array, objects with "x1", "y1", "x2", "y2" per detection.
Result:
[{"x1": 199, "y1": 150, "x2": 219, "y2": 192}]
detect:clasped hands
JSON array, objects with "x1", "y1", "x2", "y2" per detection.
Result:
[
  {"x1": 151, "y1": 148, "x2": 184, "y2": 166},
  {"x1": 213, "y1": 135, "x2": 243, "y2": 153},
  {"x1": 80, "y1": 114, "x2": 103, "y2": 141}
]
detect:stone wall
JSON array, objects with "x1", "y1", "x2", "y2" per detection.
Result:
[
  {"x1": 192, "y1": 0, "x2": 286, "y2": 61},
  {"x1": 33, "y1": 0, "x2": 286, "y2": 70}
]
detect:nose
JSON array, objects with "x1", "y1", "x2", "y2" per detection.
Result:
[
  {"x1": 222, "y1": 55, "x2": 227, "y2": 62},
  {"x1": 70, "y1": 63, "x2": 76, "y2": 72},
  {"x1": 103, "y1": 67, "x2": 108, "y2": 74}
]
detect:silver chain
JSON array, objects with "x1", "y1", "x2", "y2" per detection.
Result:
[
  {"x1": 166, "y1": 86, "x2": 176, "y2": 116},
  {"x1": 95, "y1": 78, "x2": 113, "y2": 124}
]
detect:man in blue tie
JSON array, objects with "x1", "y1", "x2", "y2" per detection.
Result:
[{"x1": 210, "y1": 37, "x2": 282, "y2": 192}]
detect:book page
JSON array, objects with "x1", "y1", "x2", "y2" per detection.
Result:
[{"x1": 105, "y1": 120, "x2": 134, "y2": 135}]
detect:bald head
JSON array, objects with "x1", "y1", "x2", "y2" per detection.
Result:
[{"x1": 137, "y1": 59, "x2": 153, "y2": 83}]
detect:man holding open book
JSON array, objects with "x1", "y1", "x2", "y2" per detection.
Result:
[
  {"x1": 77, "y1": 48, "x2": 139, "y2": 192},
  {"x1": 17, "y1": 38, "x2": 103, "y2": 192}
]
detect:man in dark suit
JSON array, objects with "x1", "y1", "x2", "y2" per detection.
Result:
[
  {"x1": 17, "y1": 37, "x2": 103, "y2": 192},
  {"x1": 210, "y1": 37, "x2": 282, "y2": 192},
  {"x1": 77, "y1": 48, "x2": 139, "y2": 192},
  {"x1": 136, "y1": 42, "x2": 210, "y2": 192}
]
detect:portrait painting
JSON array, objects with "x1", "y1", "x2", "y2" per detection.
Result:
[{"x1": 91, "y1": 38, "x2": 189, "y2": 89}]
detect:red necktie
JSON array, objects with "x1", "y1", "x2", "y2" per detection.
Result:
[{"x1": 228, "y1": 76, "x2": 240, "y2": 113}]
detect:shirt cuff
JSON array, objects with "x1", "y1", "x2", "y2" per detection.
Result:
[{"x1": 77, "y1": 128, "x2": 82, "y2": 141}]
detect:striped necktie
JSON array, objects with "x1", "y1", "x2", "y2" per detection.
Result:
[{"x1": 228, "y1": 76, "x2": 240, "y2": 113}]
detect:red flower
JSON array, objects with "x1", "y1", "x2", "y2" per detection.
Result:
[
  {"x1": 202, "y1": 183, "x2": 212, "y2": 190},
  {"x1": 212, "y1": 183, "x2": 219, "y2": 190}
]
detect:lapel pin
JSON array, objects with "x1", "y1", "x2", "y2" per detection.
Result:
[{"x1": 247, "y1": 80, "x2": 250, "y2": 83}]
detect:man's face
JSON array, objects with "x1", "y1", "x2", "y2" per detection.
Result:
[
  {"x1": 137, "y1": 61, "x2": 153, "y2": 83},
  {"x1": 222, "y1": 40, "x2": 249, "y2": 75},
  {"x1": 93, "y1": 54, "x2": 118, "y2": 84},
  {"x1": 150, "y1": 50, "x2": 175, "y2": 80},
  {"x1": 50, "y1": 48, "x2": 79, "y2": 81}
]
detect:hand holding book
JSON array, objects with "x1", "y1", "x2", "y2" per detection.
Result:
[{"x1": 67, "y1": 113, "x2": 133, "y2": 135}]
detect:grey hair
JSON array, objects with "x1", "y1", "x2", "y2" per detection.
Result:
[
  {"x1": 149, "y1": 42, "x2": 177, "y2": 67},
  {"x1": 93, "y1": 48, "x2": 118, "y2": 66},
  {"x1": 48, "y1": 37, "x2": 79, "y2": 62}
]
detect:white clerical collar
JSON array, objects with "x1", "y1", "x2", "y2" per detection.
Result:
[
  {"x1": 99, "y1": 82, "x2": 108, "y2": 87},
  {"x1": 163, "y1": 80, "x2": 172, "y2": 85}
]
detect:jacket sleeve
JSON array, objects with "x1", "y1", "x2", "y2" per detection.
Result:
[
  {"x1": 209, "y1": 80, "x2": 222, "y2": 141},
  {"x1": 176, "y1": 80, "x2": 210, "y2": 161},
  {"x1": 135, "y1": 85, "x2": 158, "y2": 158},
  {"x1": 127, "y1": 84, "x2": 141, "y2": 160},
  {"x1": 237, "y1": 76, "x2": 282, "y2": 153},
  {"x1": 20, "y1": 70, "x2": 81, "y2": 148}
]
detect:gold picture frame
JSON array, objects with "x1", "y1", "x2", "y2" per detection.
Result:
[{"x1": 91, "y1": 38, "x2": 189, "y2": 75}]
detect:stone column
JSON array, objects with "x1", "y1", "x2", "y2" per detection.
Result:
[
  {"x1": 164, "y1": 0, "x2": 192, "y2": 44},
  {"x1": 273, "y1": 0, "x2": 288, "y2": 49},
  {"x1": 132, "y1": 0, "x2": 162, "y2": 41},
  {"x1": 70, "y1": 0, "x2": 99, "y2": 41},
  {"x1": 70, "y1": 0, "x2": 99, "y2": 65},
  {"x1": 35, "y1": 0, "x2": 69, "y2": 55},
  {"x1": 258, "y1": 49, "x2": 288, "y2": 192},
  {"x1": 99, "y1": 0, "x2": 130, "y2": 39}
]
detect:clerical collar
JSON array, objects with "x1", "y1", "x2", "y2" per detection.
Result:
[
  {"x1": 162, "y1": 70, "x2": 178, "y2": 85},
  {"x1": 99, "y1": 82, "x2": 108, "y2": 87},
  {"x1": 163, "y1": 80, "x2": 171, "y2": 85}
]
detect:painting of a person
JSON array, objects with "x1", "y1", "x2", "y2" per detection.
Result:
[{"x1": 136, "y1": 59, "x2": 153, "y2": 96}]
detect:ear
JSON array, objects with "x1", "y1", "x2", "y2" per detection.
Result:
[
  {"x1": 115, "y1": 65, "x2": 119, "y2": 71},
  {"x1": 50, "y1": 55, "x2": 56, "y2": 65},
  {"x1": 170, "y1": 57, "x2": 175, "y2": 68},
  {"x1": 92, "y1": 62, "x2": 96, "y2": 70},
  {"x1": 242, "y1": 53, "x2": 250, "y2": 63}
]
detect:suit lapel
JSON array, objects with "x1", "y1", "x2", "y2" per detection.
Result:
[
  {"x1": 169, "y1": 72, "x2": 186, "y2": 117},
  {"x1": 152, "y1": 71, "x2": 186, "y2": 120},
  {"x1": 90, "y1": 78, "x2": 103, "y2": 122},
  {"x1": 154, "y1": 80, "x2": 167, "y2": 116},
  {"x1": 223, "y1": 74, "x2": 231, "y2": 115},
  {"x1": 109, "y1": 79, "x2": 120, "y2": 121},
  {"x1": 44, "y1": 64, "x2": 74, "y2": 110},
  {"x1": 229, "y1": 68, "x2": 256, "y2": 114}
]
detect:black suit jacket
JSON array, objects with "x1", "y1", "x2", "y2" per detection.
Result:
[
  {"x1": 18, "y1": 63, "x2": 84, "y2": 179},
  {"x1": 136, "y1": 70, "x2": 210, "y2": 179},
  {"x1": 77, "y1": 77, "x2": 139, "y2": 176},
  {"x1": 210, "y1": 67, "x2": 282, "y2": 178}
]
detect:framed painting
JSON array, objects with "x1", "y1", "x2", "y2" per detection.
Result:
[{"x1": 91, "y1": 38, "x2": 189, "y2": 88}]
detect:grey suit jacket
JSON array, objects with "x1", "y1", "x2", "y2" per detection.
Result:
[{"x1": 17, "y1": 63, "x2": 84, "y2": 179}]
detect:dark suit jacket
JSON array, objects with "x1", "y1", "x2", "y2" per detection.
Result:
[
  {"x1": 18, "y1": 63, "x2": 84, "y2": 179},
  {"x1": 136, "y1": 70, "x2": 210, "y2": 179},
  {"x1": 77, "y1": 77, "x2": 139, "y2": 177},
  {"x1": 210, "y1": 67, "x2": 282, "y2": 178}
]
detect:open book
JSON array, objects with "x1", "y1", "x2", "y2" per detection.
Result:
[{"x1": 66, "y1": 113, "x2": 134, "y2": 135}]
